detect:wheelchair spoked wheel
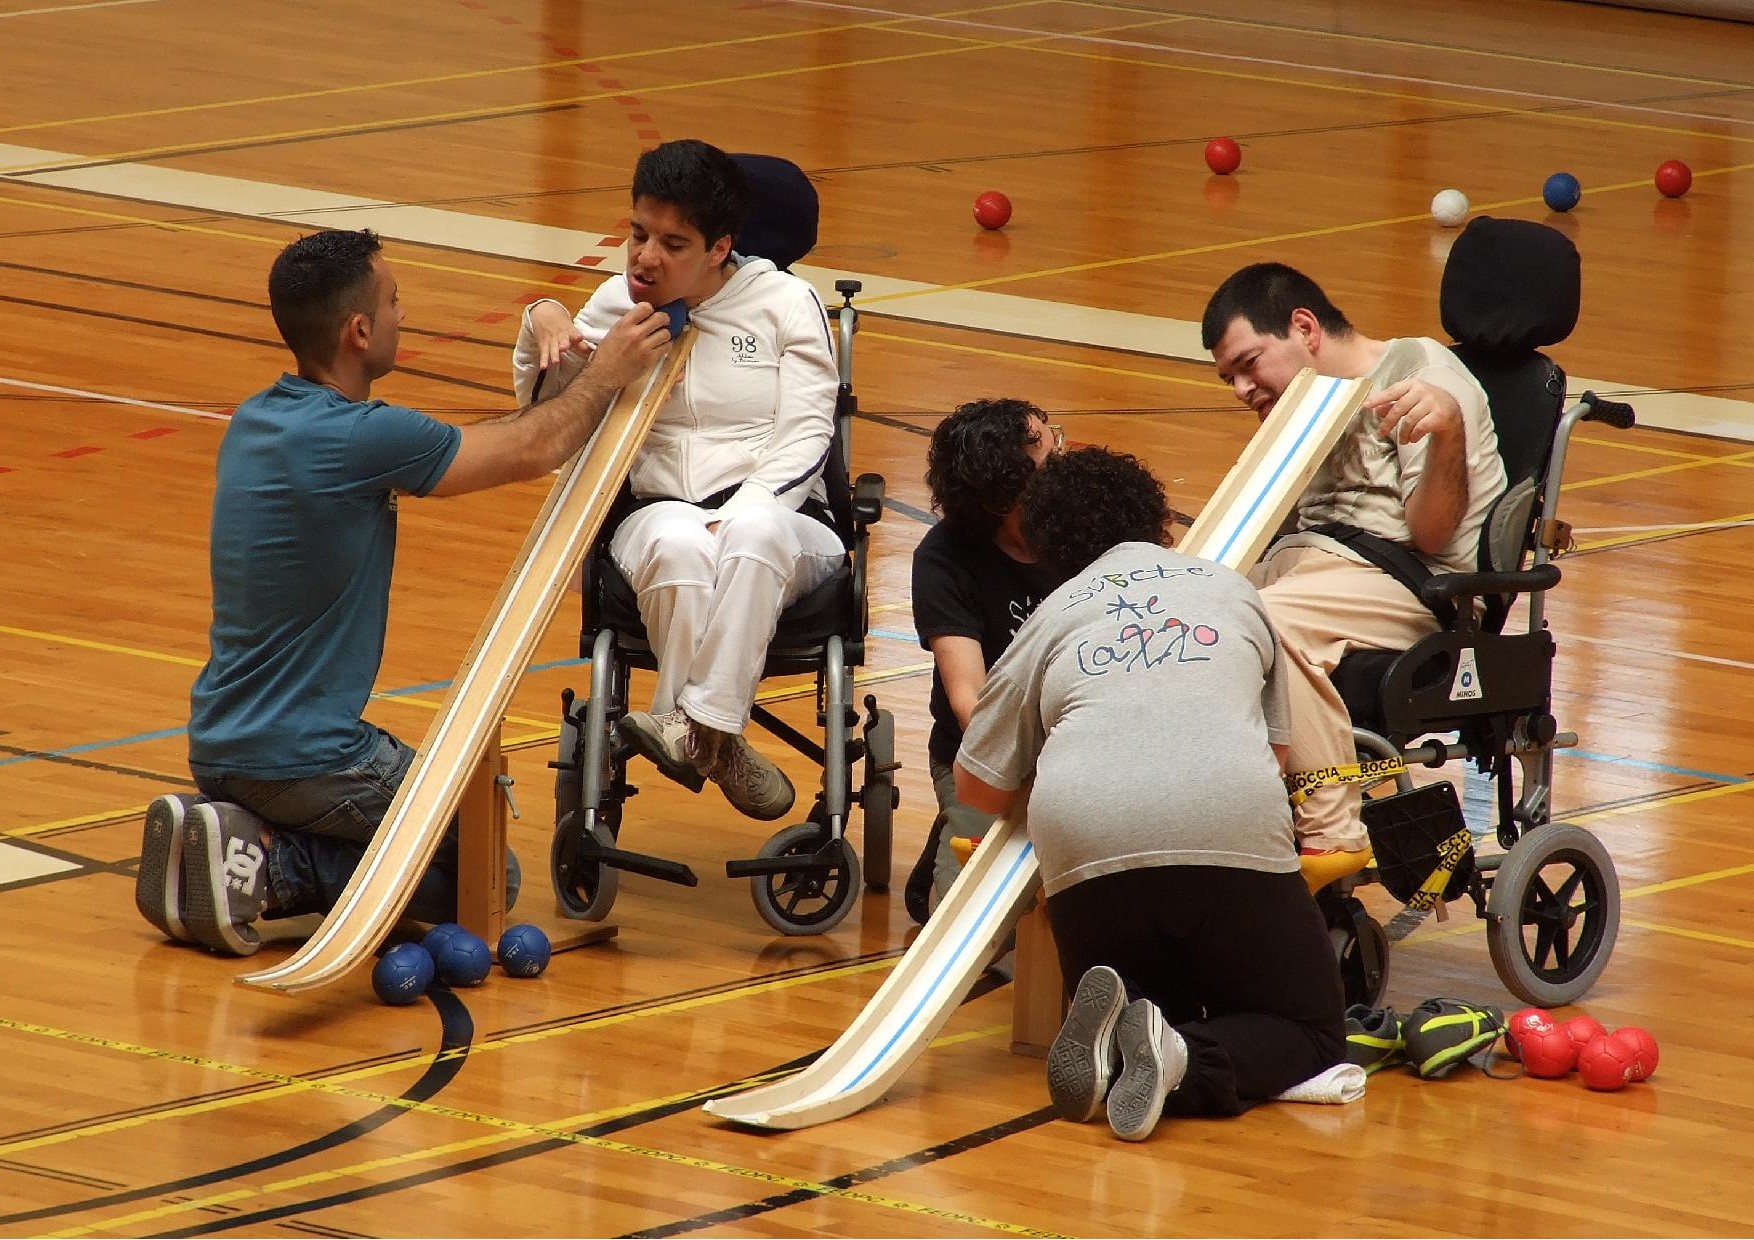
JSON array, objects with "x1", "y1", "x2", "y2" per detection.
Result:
[
  {"x1": 551, "y1": 811, "x2": 620, "y2": 922},
  {"x1": 1486, "y1": 823, "x2": 1620, "y2": 1006},
  {"x1": 750, "y1": 821, "x2": 862, "y2": 936}
]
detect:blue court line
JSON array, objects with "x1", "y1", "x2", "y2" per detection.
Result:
[{"x1": 1563, "y1": 748, "x2": 1746, "y2": 785}]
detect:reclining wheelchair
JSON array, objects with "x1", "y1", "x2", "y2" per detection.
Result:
[
  {"x1": 548, "y1": 155, "x2": 899, "y2": 936},
  {"x1": 1312, "y1": 216, "x2": 1636, "y2": 1009}
]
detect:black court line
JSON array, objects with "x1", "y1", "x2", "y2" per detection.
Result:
[
  {"x1": 0, "y1": 259, "x2": 511, "y2": 352},
  {"x1": 0, "y1": 988, "x2": 475, "y2": 1228},
  {"x1": 142, "y1": 966, "x2": 1018, "y2": 1237},
  {"x1": 0, "y1": 740, "x2": 197, "y2": 787},
  {"x1": 0, "y1": 295, "x2": 506, "y2": 396},
  {"x1": 625, "y1": 1107, "x2": 1059, "y2": 1239}
]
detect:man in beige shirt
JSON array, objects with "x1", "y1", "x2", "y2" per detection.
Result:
[{"x1": 1201, "y1": 263, "x2": 1506, "y2": 860}]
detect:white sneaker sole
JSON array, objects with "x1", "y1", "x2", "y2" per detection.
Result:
[
  {"x1": 136, "y1": 794, "x2": 197, "y2": 941},
  {"x1": 1047, "y1": 965, "x2": 1126, "y2": 1121}
]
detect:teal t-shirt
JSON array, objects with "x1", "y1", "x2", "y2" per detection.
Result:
[{"x1": 188, "y1": 375, "x2": 462, "y2": 779}]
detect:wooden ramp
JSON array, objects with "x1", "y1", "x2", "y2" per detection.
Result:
[
  {"x1": 703, "y1": 368, "x2": 1369, "y2": 1129},
  {"x1": 239, "y1": 332, "x2": 695, "y2": 995}
]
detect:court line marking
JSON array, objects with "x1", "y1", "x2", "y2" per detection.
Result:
[
  {"x1": 3, "y1": 179, "x2": 1747, "y2": 447},
  {"x1": 1576, "y1": 508, "x2": 1754, "y2": 553},
  {"x1": 0, "y1": 0, "x2": 160, "y2": 17},
  {"x1": 800, "y1": 0, "x2": 1754, "y2": 133},
  {"x1": 0, "y1": 0, "x2": 1043, "y2": 139},
  {"x1": 4, "y1": 1006, "x2": 1047, "y2": 1240},
  {"x1": 1562, "y1": 447, "x2": 1754, "y2": 492}
]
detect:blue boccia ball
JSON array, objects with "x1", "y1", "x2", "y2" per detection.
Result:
[
  {"x1": 497, "y1": 923, "x2": 552, "y2": 978},
  {"x1": 421, "y1": 921, "x2": 464, "y2": 958},
  {"x1": 372, "y1": 942, "x2": 435, "y2": 1006},
  {"x1": 1543, "y1": 171, "x2": 1582, "y2": 213},
  {"x1": 436, "y1": 931, "x2": 493, "y2": 987}
]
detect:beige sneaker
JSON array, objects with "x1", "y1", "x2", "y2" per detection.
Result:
[
  {"x1": 619, "y1": 707, "x2": 720, "y2": 792},
  {"x1": 708, "y1": 732, "x2": 796, "y2": 821}
]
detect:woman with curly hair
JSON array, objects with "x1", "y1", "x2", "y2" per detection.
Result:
[
  {"x1": 906, "y1": 397, "x2": 1066, "y2": 923},
  {"x1": 955, "y1": 447, "x2": 1344, "y2": 1142}
]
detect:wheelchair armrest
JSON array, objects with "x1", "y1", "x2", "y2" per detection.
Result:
[
  {"x1": 852, "y1": 472, "x2": 885, "y2": 525},
  {"x1": 1421, "y1": 563, "x2": 1560, "y2": 605}
]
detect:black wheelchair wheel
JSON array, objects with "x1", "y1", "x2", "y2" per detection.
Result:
[
  {"x1": 1486, "y1": 823, "x2": 1619, "y2": 1006},
  {"x1": 750, "y1": 822, "x2": 861, "y2": 936},
  {"x1": 859, "y1": 706, "x2": 898, "y2": 892},
  {"x1": 550, "y1": 811, "x2": 620, "y2": 922},
  {"x1": 1329, "y1": 914, "x2": 1390, "y2": 1010}
]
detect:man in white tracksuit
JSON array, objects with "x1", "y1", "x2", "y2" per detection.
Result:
[{"x1": 513, "y1": 139, "x2": 842, "y2": 822}]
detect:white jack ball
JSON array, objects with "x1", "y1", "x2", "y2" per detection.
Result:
[{"x1": 1430, "y1": 188, "x2": 1470, "y2": 228}]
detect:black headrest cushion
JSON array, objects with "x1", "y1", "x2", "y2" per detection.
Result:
[
  {"x1": 1440, "y1": 216, "x2": 1580, "y2": 354},
  {"x1": 729, "y1": 153, "x2": 818, "y2": 272}
]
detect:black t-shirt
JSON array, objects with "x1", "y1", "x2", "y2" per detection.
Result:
[{"x1": 911, "y1": 522, "x2": 1064, "y2": 766}]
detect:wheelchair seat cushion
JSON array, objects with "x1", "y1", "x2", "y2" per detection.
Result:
[{"x1": 1440, "y1": 216, "x2": 1579, "y2": 355}]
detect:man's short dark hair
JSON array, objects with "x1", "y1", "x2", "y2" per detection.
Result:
[
  {"x1": 1021, "y1": 447, "x2": 1170, "y2": 579},
  {"x1": 632, "y1": 139, "x2": 750, "y2": 254},
  {"x1": 925, "y1": 397, "x2": 1046, "y2": 539},
  {"x1": 267, "y1": 229, "x2": 383, "y2": 367},
  {"x1": 1200, "y1": 262, "x2": 1354, "y2": 350}
]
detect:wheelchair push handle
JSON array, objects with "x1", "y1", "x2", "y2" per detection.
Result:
[{"x1": 1579, "y1": 390, "x2": 1637, "y2": 429}]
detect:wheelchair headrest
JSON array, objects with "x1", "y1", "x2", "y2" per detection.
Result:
[
  {"x1": 1439, "y1": 216, "x2": 1579, "y2": 356},
  {"x1": 729, "y1": 153, "x2": 818, "y2": 272}
]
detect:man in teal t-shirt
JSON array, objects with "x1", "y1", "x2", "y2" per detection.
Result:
[{"x1": 136, "y1": 228, "x2": 672, "y2": 956}]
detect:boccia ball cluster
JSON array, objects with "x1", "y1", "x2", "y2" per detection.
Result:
[
  {"x1": 1503, "y1": 1006, "x2": 1659, "y2": 1090},
  {"x1": 370, "y1": 922, "x2": 553, "y2": 1005}
]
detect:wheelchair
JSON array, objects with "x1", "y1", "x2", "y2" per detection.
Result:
[
  {"x1": 1312, "y1": 216, "x2": 1636, "y2": 1009},
  {"x1": 548, "y1": 157, "x2": 898, "y2": 936}
]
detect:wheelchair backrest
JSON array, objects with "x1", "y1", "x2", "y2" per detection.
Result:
[{"x1": 1440, "y1": 217, "x2": 1581, "y2": 630}]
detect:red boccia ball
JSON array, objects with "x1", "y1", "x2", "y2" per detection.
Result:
[
  {"x1": 1204, "y1": 137, "x2": 1242, "y2": 176},
  {"x1": 1560, "y1": 1014, "x2": 1608, "y2": 1056},
  {"x1": 973, "y1": 190, "x2": 1012, "y2": 231},
  {"x1": 1505, "y1": 1007, "x2": 1556, "y2": 1061},
  {"x1": 1578, "y1": 1030, "x2": 1643, "y2": 1091},
  {"x1": 1654, "y1": 159, "x2": 1693, "y2": 199},
  {"x1": 1520, "y1": 1024, "x2": 1579, "y2": 1078},
  {"x1": 1616, "y1": 1026, "x2": 1660, "y2": 1081}
]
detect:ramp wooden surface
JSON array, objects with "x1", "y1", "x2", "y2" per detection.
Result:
[
  {"x1": 704, "y1": 369, "x2": 1369, "y2": 1129},
  {"x1": 238, "y1": 332, "x2": 695, "y2": 995}
]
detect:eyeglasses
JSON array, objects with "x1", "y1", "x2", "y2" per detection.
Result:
[{"x1": 1043, "y1": 423, "x2": 1065, "y2": 454}]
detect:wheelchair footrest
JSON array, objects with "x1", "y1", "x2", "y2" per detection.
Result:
[
  {"x1": 581, "y1": 842, "x2": 699, "y2": 888},
  {"x1": 725, "y1": 847, "x2": 840, "y2": 880}
]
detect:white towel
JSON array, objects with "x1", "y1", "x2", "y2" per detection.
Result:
[{"x1": 1272, "y1": 1063, "x2": 1367, "y2": 1104}]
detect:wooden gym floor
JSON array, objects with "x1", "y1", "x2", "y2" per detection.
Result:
[{"x1": 3, "y1": 0, "x2": 1753, "y2": 1235}]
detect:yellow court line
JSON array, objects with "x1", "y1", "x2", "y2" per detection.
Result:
[
  {"x1": 0, "y1": 623, "x2": 203, "y2": 668},
  {"x1": 1620, "y1": 860, "x2": 1754, "y2": 899},
  {"x1": 0, "y1": 957, "x2": 899, "y2": 1159},
  {"x1": 10, "y1": 1012, "x2": 1048, "y2": 1239},
  {"x1": 1577, "y1": 508, "x2": 1754, "y2": 553},
  {"x1": 0, "y1": 0, "x2": 1044, "y2": 137},
  {"x1": 1621, "y1": 916, "x2": 1754, "y2": 952},
  {"x1": 1570, "y1": 434, "x2": 1727, "y2": 463},
  {"x1": 1562, "y1": 447, "x2": 1754, "y2": 491},
  {"x1": 863, "y1": 329, "x2": 1219, "y2": 390}
]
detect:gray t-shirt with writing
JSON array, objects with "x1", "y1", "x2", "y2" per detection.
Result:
[{"x1": 957, "y1": 543, "x2": 1297, "y2": 897}]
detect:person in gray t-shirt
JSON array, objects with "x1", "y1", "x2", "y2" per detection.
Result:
[{"x1": 956, "y1": 448, "x2": 1344, "y2": 1142}]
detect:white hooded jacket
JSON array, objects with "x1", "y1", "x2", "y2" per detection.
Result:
[{"x1": 512, "y1": 257, "x2": 837, "y2": 520}]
